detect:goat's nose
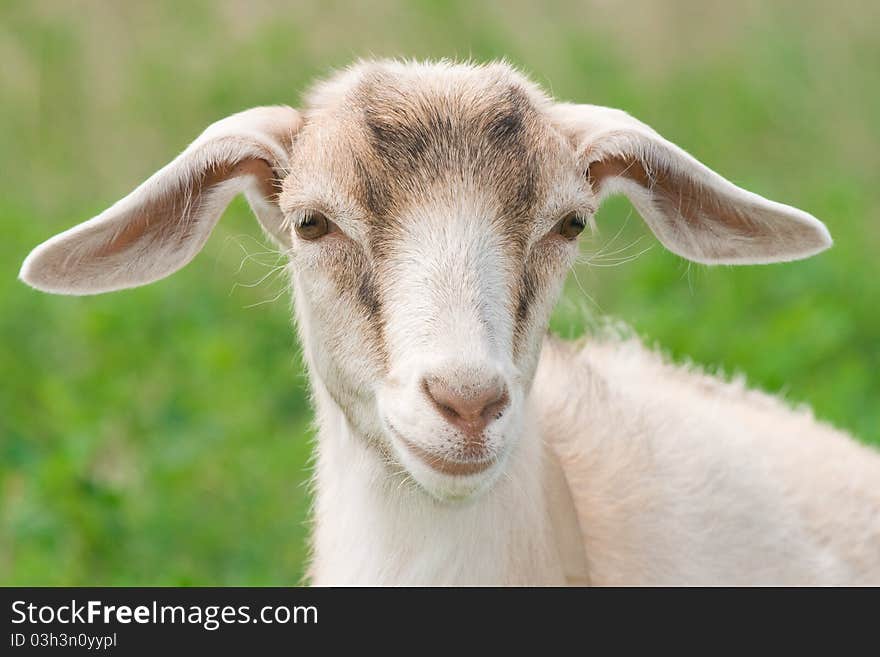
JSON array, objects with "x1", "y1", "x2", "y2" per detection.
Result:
[{"x1": 422, "y1": 375, "x2": 510, "y2": 440}]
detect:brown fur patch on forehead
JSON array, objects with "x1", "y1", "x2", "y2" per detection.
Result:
[
  {"x1": 354, "y1": 71, "x2": 540, "y2": 219},
  {"x1": 303, "y1": 60, "x2": 555, "y2": 224}
]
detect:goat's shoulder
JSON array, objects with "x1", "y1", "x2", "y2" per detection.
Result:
[
  {"x1": 535, "y1": 328, "x2": 864, "y2": 451},
  {"x1": 533, "y1": 329, "x2": 880, "y2": 584}
]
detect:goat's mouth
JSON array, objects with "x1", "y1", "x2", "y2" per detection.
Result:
[{"x1": 388, "y1": 425, "x2": 497, "y2": 477}]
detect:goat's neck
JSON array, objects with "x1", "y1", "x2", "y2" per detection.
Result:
[{"x1": 306, "y1": 381, "x2": 580, "y2": 585}]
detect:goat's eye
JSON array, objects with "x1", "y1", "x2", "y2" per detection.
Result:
[
  {"x1": 557, "y1": 212, "x2": 586, "y2": 240},
  {"x1": 295, "y1": 211, "x2": 331, "y2": 240}
]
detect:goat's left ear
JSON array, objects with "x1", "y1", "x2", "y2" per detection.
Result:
[
  {"x1": 20, "y1": 106, "x2": 301, "y2": 295},
  {"x1": 551, "y1": 103, "x2": 831, "y2": 264}
]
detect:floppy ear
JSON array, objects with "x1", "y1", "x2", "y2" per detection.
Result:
[
  {"x1": 551, "y1": 103, "x2": 831, "y2": 265},
  {"x1": 20, "y1": 106, "x2": 301, "y2": 295}
]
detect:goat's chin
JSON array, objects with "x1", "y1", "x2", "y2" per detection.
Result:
[
  {"x1": 385, "y1": 429, "x2": 513, "y2": 503},
  {"x1": 401, "y1": 451, "x2": 507, "y2": 503}
]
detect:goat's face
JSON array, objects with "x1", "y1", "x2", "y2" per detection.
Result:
[
  {"x1": 282, "y1": 64, "x2": 592, "y2": 499},
  {"x1": 20, "y1": 60, "x2": 832, "y2": 503}
]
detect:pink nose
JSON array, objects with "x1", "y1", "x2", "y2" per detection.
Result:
[{"x1": 422, "y1": 375, "x2": 510, "y2": 444}]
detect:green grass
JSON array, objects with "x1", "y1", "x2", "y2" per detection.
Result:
[{"x1": 1, "y1": 0, "x2": 878, "y2": 584}]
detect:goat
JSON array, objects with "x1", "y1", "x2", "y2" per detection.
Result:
[{"x1": 20, "y1": 60, "x2": 880, "y2": 585}]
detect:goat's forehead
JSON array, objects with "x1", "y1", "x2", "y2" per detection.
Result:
[{"x1": 282, "y1": 63, "x2": 581, "y2": 229}]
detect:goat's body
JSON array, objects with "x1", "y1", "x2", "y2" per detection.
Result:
[
  {"x1": 309, "y1": 334, "x2": 880, "y2": 585},
  {"x1": 538, "y1": 336, "x2": 880, "y2": 585}
]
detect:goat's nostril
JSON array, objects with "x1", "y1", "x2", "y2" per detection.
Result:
[{"x1": 422, "y1": 376, "x2": 510, "y2": 437}]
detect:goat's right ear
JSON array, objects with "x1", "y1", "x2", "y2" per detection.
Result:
[
  {"x1": 550, "y1": 103, "x2": 831, "y2": 265},
  {"x1": 20, "y1": 106, "x2": 301, "y2": 295}
]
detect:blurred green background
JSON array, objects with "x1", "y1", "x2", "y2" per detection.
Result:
[{"x1": 1, "y1": 0, "x2": 877, "y2": 585}]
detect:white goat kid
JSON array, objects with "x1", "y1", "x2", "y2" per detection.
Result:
[{"x1": 20, "y1": 60, "x2": 880, "y2": 585}]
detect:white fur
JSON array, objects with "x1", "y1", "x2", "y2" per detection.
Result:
[
  {"x1": 306, "y1": 332, "x2": 880, "y2": 586},
  {"x1": 536, "y1": 337, "x2": 880, "y2": 584}
]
